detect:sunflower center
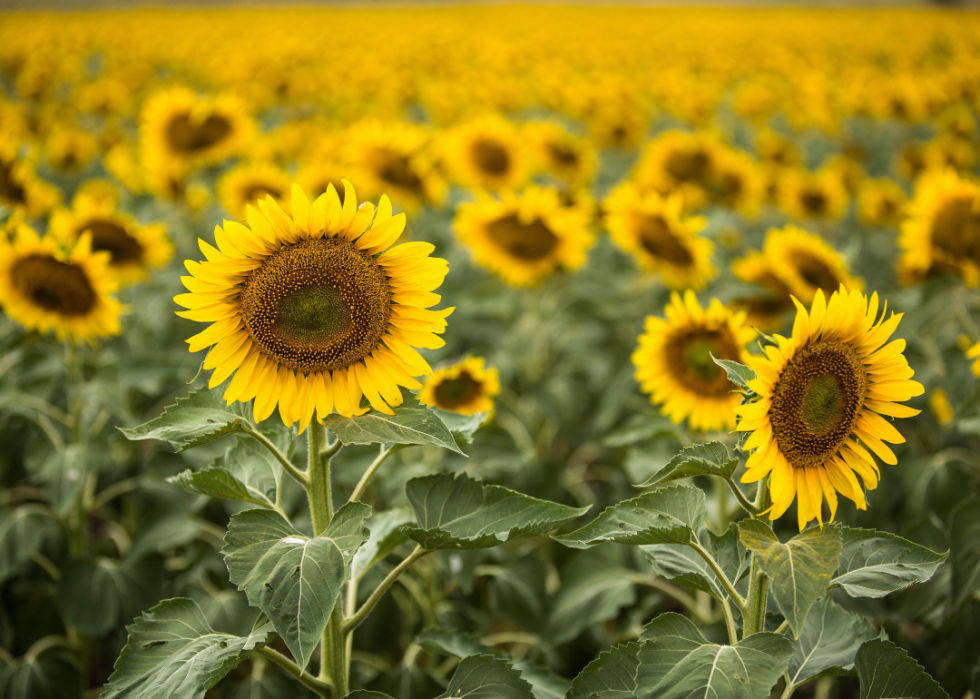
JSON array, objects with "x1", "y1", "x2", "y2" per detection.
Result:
[
  {"x1": 547, "y1": 143, "x2": 579, "y2": 168},
  {"x1": 472, "y1": 139, "x2": 511, "y2": 176},
  {"x1": 433, "y1": 371, "x2": 482, "y2": 409},
  {"x1": 0, "y1": 158, "x2": 26, "y2": 204},
  {"x1": 769, "y1": 340, "x2": 867, "y2": 469},
  {"x1": 665, "y1": 328, "x2": 741, "y2": 397},
  {"x1": 80, "y1": 219, "x2": 144, "y2": 264},
  {"x1": 242, "y1": 185, "x2": 283, "y2": 204},
  {"x1": 789, "y1": 251, "x2": 839, "y2": 293},
  {"x1": 800, "y1": 189, "x2": 828, "y2": 215},
  {"x1": 166, "y1": 112, "x2": 233, "y2": 154},
  {"x1": 239, "y1": 236, "x2": 391, "y2": 373},
  {"x1": 377, "y1": 150, "x2": 424, "y2": 193},
  {"x1": 486, "y1": 214, "x2": 559, "y2": 262},
  {"x1": 11, "y1": 254, "x2": 97, "y2": 317},
  {"x1": 635, "y1": 215, "x2": 694, "y2": 266},
  {"x1": 665, "y1": 148, "x2": 711, "y2": 183},
  {"x1": 932, "y1": 195, "x2": 980, "y2": 261}
]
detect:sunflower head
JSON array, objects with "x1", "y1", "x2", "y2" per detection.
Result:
[
  {"x1": 632, "y1": 291, "x2": 755, "y2": 432},
  {"x1": 779, "y1": 168, "x2": 850, "y2": 221},
  {"x1": 0, "y1": 224, "x2": 122, "y2": 343},
  {"x1": 762, "y1": 225, "x2": 861, "y2": 305},
  {"x1": 175, "y1": 181, "x2": 452, "y2": 432},
  {"x1": 419, "y1": 357, "x2": 500, "y2": 416},
  {"x1": 730, "y1": 251, "x2": 796, "y2": 332},
  {"x1": 443, "y1": 116, "x2": 529, "y2": 191},
  {"x1": 217, "y1": 162, "x2": 292, "y2": 219},
  {"x1": 737, "y1": 286, "x2": 924, "y2": 530},
  {"x1": 858, "y1": 178, "x2": 907, "y2": 229},
  {"x1": 525, "y1": 121, "x2": 597, "y2": 187}
]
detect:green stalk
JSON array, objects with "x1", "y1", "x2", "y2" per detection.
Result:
[{"x1": 742, "y1": 478, "x2": 772, "y2": 638}]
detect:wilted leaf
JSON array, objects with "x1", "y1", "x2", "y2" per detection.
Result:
[
  {"x1": 168, "y1": 434, "x2": 284, "y2": 508},
  {"x1": 119, "y1": 386, "x2": 251, "y2": 451},
  {"x1": 635, "y1": 442, "x2": 738, "y2": 488},
  {"x1": 855, "y1": 639, "x2": 951, "y2": 699},
  {"x1": 833, "y1": 526, "x2": 947, "y2": 599},
  {"x1": 786, "y1": 595, "x2": 880, "y2": 688}
]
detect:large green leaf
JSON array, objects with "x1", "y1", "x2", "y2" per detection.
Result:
[
  {"x1": 400, "y1": 473, "x2": 588, "y2": 551},
  {"x1": 104, "y1": 598, "x2": 271, "y2": 699},
  {"x1": 38, "y1": 443, "x2": 92, "y2": 516},
  {"x1": 57, "y1": 558, "x2": 150, "y2": 635},
  {"x1": 437, "y1": 655, "x2": 535, "y2": 699},
  {"x1": 786, "y1": 595, "x2": 880, "y2": 688},
  {"x1": 643, "y1": 524, "x2": 748, "y2": 600},
  {"x1": 566, "y1": 643, "x2": 645, "y2": 699},
  {"x1": 832, "y1": 526, "x2": 948, "y2": 599},
  {"x1": 553, "y1": 485, "x2": 705, "y2": 549},
  {"x1": 635, "y1": 442, "x2": 738, "y2": 488},
  {"x1": 739, "y1": 520, "x2": 842, "y2": 637},
  {"x1": 119, "y1": 386, "x2": 251, "y2": 451},
  {"x1": 635, "y1": 613, "x2": 793, "y2": 699},
  {"x1": 0, "y1": 646, "x2": 81, "y2": 699},
  {"x1": 168, "y1": 433, "x2": 286, "y2": 508},
  {"x1": 547, "y1": 566, "x2": 636, "y2": 645},
  {"x1": 950, "y1": 498, "x2": 980, "y2": 609},
  {"x1": 0, "y1": 505, "x2": 58, "y2": 583},
  {"x1": 222, "y1": 502, "x2": 370, "y2": 668},
  {"x1": 323, "y1": 390, "x2": 464, "y2": 454},
  {"x1": 855, "y1": 639, "x2": 951, "y2": 699},
  {"x1": 433, "y1": 408, "x2": 487, "y2": 449}
]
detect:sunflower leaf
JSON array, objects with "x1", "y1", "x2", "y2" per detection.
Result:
[
  {"x1": 635, "y1": 442, "x2": 738, "y2": 488},
  {"x1": 221, "y1": 503, "x2": 370, "y2": 669},
  {"x1": 643, "y1": 523, "x2": 748, "y2": 600},
  {"x1": 439, "y1": 655, "x2": 535, "y2": 699},
  {"x1": 711, "y1": 356, "x2": 756, "y2": 392},
  {"x1": 119, "y1": 385, "x2": 251, "y2": 452},
  {"x1": 0, "y1": 504, "x2": 59, "y2": 583},
  {"x1": 855, "y1": 639, "x2": 951, "y2": 699},
  {"x1": 553, "y1": 484, "x2": 705, "y2": 549},
  {"x1": 949, "y1": 497, "x2": 980, "y2": 610},
  {"x1": 566, "y1": 642, "x2": 646, "y2": 699},
  {"x1": 832, "y1": 526, "x2": 948, "y2": 599},
  {"x1": 738, "y1": 520, "x2": 843, "y2": 638},
  {"x1": 399, "y1": 473, "x2": 589, "y2": 551},
  {"x1": 103, "y1": 597, "x2": 272, "y2": 699}
]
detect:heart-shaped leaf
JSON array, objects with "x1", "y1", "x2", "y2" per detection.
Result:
[
  {"x1": 832, "y1": 526, "x2": 947, "y2": 599},
  {"x1": 855, "y1": 639, "x2": 951, "y2": 699},
  {"x1": 0, "y1": 505, "x2": 59, "y2": 583}
]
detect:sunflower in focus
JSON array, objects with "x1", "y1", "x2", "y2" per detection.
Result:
[
  {"x1": 737, "y1": 286, "x2": 923, "y2": 530},
  {"x1": 899, "y1": 168, "x2": 980, "y2": 286},
  {"x1": 443, "y1": 115, "x2": 529, "y2": 191},
  {"x1": 633, "y1": 291, "x2": 754, "y2": 432},
  {"x1": 49, "y1": 197, "x2": 172, "y2": 285},
  {"x1": 454, "y1": 186, "x2": 594, "y2": 287},
  {"x1": 0, "y1": 224, "x2": 122, "y2": 342},
  {"x1": 525, "y1": 121, "x2": 596, "y2": 187},
  {"x1": 419, "y1": 356, "x2": 499, "y2": 416},
  {"x1": 858, "y1": 178, "x2": 906, "y2": 228},
  {"x1": 779, "y1": 168, "x2": 849, "y2": 221},
  {"x1": 218, "y1": 162, "x2": 291, "y2": 219},
  {"x1": 175, "y1": 182, "x2": 452, "y2": 430},
  {"x1": 762, "y1": 225, "x2": 861, "y2": 304},
  {"x1": 604, "y1": 184, "x2": 714, "y2": 290}
]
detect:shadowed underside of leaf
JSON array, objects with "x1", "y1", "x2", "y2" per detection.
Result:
[
  {"x1": 119, "y1": 385, "x2": 251, "y2": 451},
  {"x1": 833, "y1": 526, "x2": 947, "y2": 599},
  {"x1": 786, "y1": 594, "x2": 880, "y2": 688}
]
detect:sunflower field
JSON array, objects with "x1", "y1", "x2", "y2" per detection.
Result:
[{"x1": 2, "y1": 6, "x2": 980, "y2": 699}]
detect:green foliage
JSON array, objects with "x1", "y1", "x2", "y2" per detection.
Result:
[
  {"x1": 118, "y1": 386, "x2": 252, "y2": 451},
  {"x1": 833, "y1": 526, "x2": 948, "y2": 599},
  {"x1": 643, "y1": 524, "x2": 747, "y2": 600},
  {"x1": 57, "y1": 558, "x2": 150, "y2": 635},
  {"x1": 0, "y1": 644, "x2": 82, "y2": 699},
  {"x1": 710, "y1": 357, "x2": 757, "y2": 392},
  {"x1": 949, "y1": 497, "x2": 980, "y2": 610},
  {"x1": 0, "y1": 505, "x2": 58, "y2": 582},
  {"x1": 855, "y1": 639, "x2": 951, "y2": 699},
  {"x1": 634, "y1": 441, "x2": 738, "y2": 488}
]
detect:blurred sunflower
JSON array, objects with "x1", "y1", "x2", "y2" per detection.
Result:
[
  {"x1": 0, "y1": 145, "x2": 61, "y2": 217},
  {"x1": 0, "y1": 224, "x2": 122, "y2": 342},
  {"x1": 45, "y1": 126, "x2": 98, "y2": 172},
  {"x1": 454, "y1": 186, "x2": 593, "y2": 287},
  {"x1": 703, "y1": 149, "x2": 763, "y2": 216},
  {"x1": 72, "y1": 179, "x2": 119, "y2": 209},
  {"x1": 175, "y1": 182, "x2": 452, "y2": 429},
  {"x1": 632, "y1": 130, "x2": 718, "y2": 210},
  {"x1": 756, "y1": 129, "x2": 801, "y2": 169},
  {"x1": 297, "y1": 161, "x2": 353, "y2": 207},
  {"x1": 419, "y1": 356, "x2": 499, "y2": 416},
  {"x1": 633, "y1": 291, "x2": 754, "y2": 432},
  {"x1": 762, "y1": 225, "x2": 860, "y2": 304},
  {"x1": 779, "y1": 168, "x2": 849, "y2": 221},
  {"x1": 858, "y1": 178, "x2": 906, "y2": 228},
  {"x1": 899, "y1": 168, "x2": 980, "y2": 286},
  {"x1": 604, "y1": 184, "x2": 714, "y2": 290},
  {"x1": 731, "y1": 251, "x2": 795, "y2": 332},
  {"x1": 443, "y1": 115, "x2": 529, "y2": 191},
  {"x1": 738, "y1": 286, "x2": 923, "y2": 530},
  {"x1": 525, "y1": 121, "x2": 596, "y2": 187},
  {"x1": 967, "y1": 340, "x2": 980, "y2": 376},
  {"x1": 218, "y1": 162, "x2": 291, "y2": 219},
  {"x1": 49, "y1": 198, "x2": 172, "y2": 285}
]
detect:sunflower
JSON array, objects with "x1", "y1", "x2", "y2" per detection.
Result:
[
  {"x1": 454, "y1": 186, "x2": 594, "y2": 287},
  {"x1": 899, "y1": 168, "x2": 980, "y2": 286},
  {"x1": 779, "y1": 168, "x2": 849, "y2": 221},
  {"x1": 967, "y1": 340, "x2": 980, "y2": 376},
  {"x1": 730, "y1": 251, "x2": 795, "y2": 332},
  {"x1": 175, "y1": 182, "x2": 452, "y2": 430},
  {"x1": 756, "y1": 129, "x2": 801, "y2": 169},
  {"x1": 633, "y1": 291, "x2": 755, "y2": 432},
  {"x1": 419, "y1": 356, "x2": 500, "y2": 416},
  {"x1": 525, "y1": 121, "x2": 597, "y2": 187},
  {"x1": 48, "y1": 197, "x2": 172, "y2": 285},
  {"x1": 632, "y1": 130, "x2": 719, "y2": 210},
  {"x1": 218, "y1": 162, "x2": 292, "y2": 219},
  {"x1": 703, "y1": 149, "x2": 764, "y2": 216},
  {"x1": 603, "y1": 184, "x2": 715, "y2": 290},
  {"x1": 72, "y1": 179, "x2": 119, "y2": 209},
  {"x1": 0, "y1": 145, "x2": 62, "y2": 218},
  {"x1": 442, "y1": 115, "x2": 529, "y2": 192},
  {"x1": 297, "y1": 162, "x2": 354, "y2": 208},
  {"x1": 0, "y1": 224, "x2": 122, "y2": 343},
  {"x1": 762, "y1": 225, "x2": 861, "y2": 304},
  {"x1": 737, "y1": 286, "x2": 924, "y2": 530},
  {"x1": 858, "y1": 178, "x2": 907, "y2": 228}
]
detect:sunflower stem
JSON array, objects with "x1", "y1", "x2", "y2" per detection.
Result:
[
  {"x1": 742, "y1": 478, "x2": 773, "y2": 638},
  {"x1": 724, "y1": 478, "x2": 759, "y2": 516},
  {"x1": 720, "y1": 598, "x2": 738, "y2": 646},
  {"x1": 248, "y1": 427, "x2": 308, "y2": 487},
  {"x1": 349, "y1": 444, "x2": 396, "y2": 503},
  {"x1": 688, "y1": 539, "x2": 746, "y2": 612},
  {"x1": 343, "y1": 546, "x2": 431, "y2": 634},
  {"x1": 306, "y1": 421, "x2": 331, "y2": 535}
]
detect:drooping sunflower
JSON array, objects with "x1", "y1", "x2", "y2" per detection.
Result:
[
  {"x1": 175, "y1": 182, "x2": 452, "y2": 430},
  {"x1": 454, "y1": 186, "x2": 594, "y2": 287},
  {"x1": 899, "y1": 168, "x2": 980, "y2": 287},
  {"x1": 858, "y1": 178, "x2": 907, "y2": 229},
  {"x1": 632, "y1": 291, "x2": 755, "y2": 432},
  {"x1": 778, "y1": 168, "x2": 849, "y2": 221},
  {"x1": 419, "y1": 356, "x2": 500, "y2": 416},
  {"x1": 442, "y1": 115, "x2": 529, "y2": 192},
  {"x1": 762, "y1": 225, "x2": 861, "y2": 304},
  {"x1": 217, "y1": 162, "x2": 292, "y2": 219},
  {"x1": 48, "y1": 197, "x2": 172, "y2": 285},
  {"x1": 603, "y1": 184, "x2": 715, "y2": 290},
  {"x1": 737, "y1": 286, "x2": 924, "y2": 530},
  {"x1": 0, "y1": 224, "x2": 122, "y2": 342}
]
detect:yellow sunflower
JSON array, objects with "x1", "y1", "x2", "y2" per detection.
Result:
[
  {"x1": 603, "y1": 184, "x2": 715, "y2": 290},
  {"x1": 730, "y1": 251, "x2": 795, "y2": 333},
  {"x1": 0, "y1": 145, "x2": 62, "y2": 218},
  {"x1": 899, "y1": 168, "x2": 980, "y2": 287},
  {"x1": 525, "y1": 121, "x2": 597, "y2": 187},
  {"x1": 632, "y1": 291, "x2": 755, "y2": 432},
  {"x1": 762, "y1": 225, "x2": 861, "y2": 304},
  {"x1": 632, "y1": 130, "x2": 719, "y2": 210},
  {"x1": 48, "y1": 197, "x2": 172, "y2": 285},
  {"x1": 858, "y1": 178, "x2": 907, "y2": 229},
  {"x1": 175, "y1": 182, "x2": 452, "y2": 431},
  {"x1": 454, "y1": 186, "x2": 594, "y2": 287},
  {"x1": 966, "y1": 340, "x2": 980, "y2": 376},
  {"x1": 297, "y1": 162, "x2": 354, "y2": 208},
  {"x1": 779, "y1": 168, "x2": 850, "y2": 221},
  {"x1": 442, "y1": 115, "x2": 529, "y2": 192},
  {"x1": 217, "y1": 162, "x2": 292, "y2": 219},
  {"x1": 0, "y1": 224, "x2": 122, "y2": 343},
  {"x1": 737, "y1": 286, "x2": 924, "y2": 530},
  {"x1": 419, "y1": 356, "x2": 500, "y2": 416}
]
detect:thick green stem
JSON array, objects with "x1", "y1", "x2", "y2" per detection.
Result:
[
  {"x1": 742, "y1": 478, "x2": 772, "y2": 638},
  {"x1": 720, "y1": 598, "x2": 738, "y2": 646},
  {"x1": 349, "y1": 444, "x2": 395, "y2": 503},
  {"x1": 307, "y1": 422, "x2": 331, "y2": 536},
  {"x1": 322, "y1": 604, "x2": 348, "y2": 695},
  {"x1": 248, "y1": 427, "x2": 308, "y2": 487}
]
